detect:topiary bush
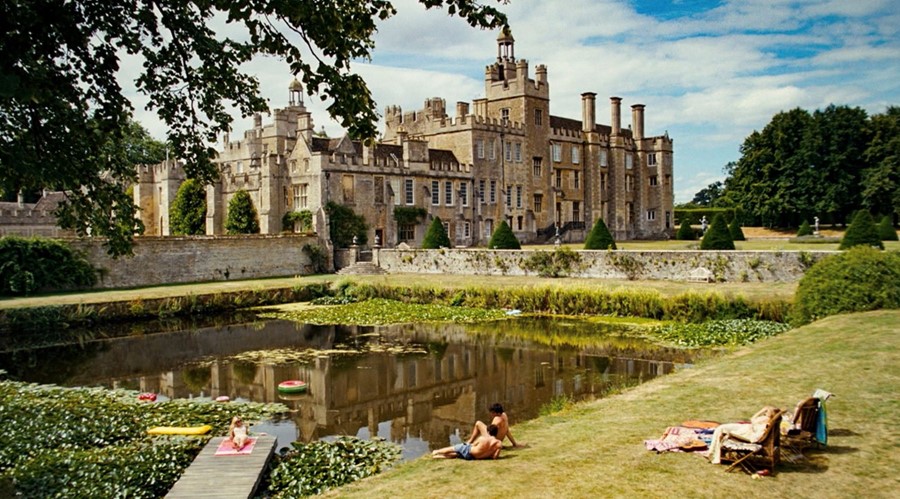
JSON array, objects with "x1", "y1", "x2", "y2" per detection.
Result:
[
  {"x1": 488, "y1": 220, "x2": 520, "y2": 249},
  {"x1": 700, "y1": 214, "x2": 735, "y2": 250},
  {"x1": 169, "y1": 179, "x2": 207, "y2": 235},
  {"x1": 791, "y1": 246, "x2": 900, "y2": 326},
  {"x1": 584, "y1": 218, "x2": 616, "y2": 250},
  {"x1": 728, "y1": 217, "x2": 745, "y2": 241},
  {"x1": 839, "y1": 210, "x2": 883, "y2": 250},
  {"x1": 878, "y1": 215, "x2": 898, "y2": 241},
  {"x1": 224, "y1": 190, "x2": 260, "y2": 234},
  {"x1": 422, "y1": 217, "x2": 451, "y2": 249},
  {"x1": 675, "y1": 219, "x2": 695, "y2": 240},
  {"x1": 0, "y1": 237, "x2": 96, "y2": 296},
  {"x1": 797, "y1": 220, "x2": 813, "y2": 236}
]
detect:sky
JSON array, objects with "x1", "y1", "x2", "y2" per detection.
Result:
[{"x1": 125, "y1": 0, "x2": 900, "y2": 203}]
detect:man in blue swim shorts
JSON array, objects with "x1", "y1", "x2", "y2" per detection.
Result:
[{"x1": 432, "y1": 424, "x2": 502, "y2": 460}]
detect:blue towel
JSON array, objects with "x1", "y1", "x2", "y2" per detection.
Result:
[{"x1": 812, "y1": 389, "x2": 833, "y2": 445}]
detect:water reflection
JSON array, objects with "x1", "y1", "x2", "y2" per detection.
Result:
[{"x1": 0, "y1": 318, "x2": 701, "y2": 460}]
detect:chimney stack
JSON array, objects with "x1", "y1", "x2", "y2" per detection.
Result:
[
  {"x1": 581, "y1": 92, "x2": 596, "y2": 132},
  {"x1": 610, "y1": 97, "x2": 622, "y2": 135},
  {"x1": 456, "y1": 101, "x2": 470, "y2": 120},
  {"x1": 631, "y1": 104, "x2": 645, "y2": 140}
]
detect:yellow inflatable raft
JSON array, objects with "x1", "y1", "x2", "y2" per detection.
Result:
[{"x1": 146, "y1": 425, "x2": 213, "y2": 435}]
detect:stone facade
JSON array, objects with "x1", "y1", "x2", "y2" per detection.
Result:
[
  {"x1": 0, "y1": 191, "x2": 73, "y2": 238},
  {"x1": 137, "y1": 28, "x2": 674, "y2": 247}
]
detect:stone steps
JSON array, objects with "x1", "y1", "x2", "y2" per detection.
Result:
[{"x1": 336, "y1": 262, "x2": 387, "y2": 275}]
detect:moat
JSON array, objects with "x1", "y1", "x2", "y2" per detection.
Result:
[{"x1": 0, "y1": 316, "x2": 703, "y2": 460}]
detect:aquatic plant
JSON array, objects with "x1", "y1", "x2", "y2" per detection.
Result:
[{"x1": 652, "y1": 319, "x2": 791, "y2": 347}]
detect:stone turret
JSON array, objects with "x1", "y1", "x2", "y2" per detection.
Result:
[{"x1": 610, "y1": 96, "x2": 622, "y2": 136}]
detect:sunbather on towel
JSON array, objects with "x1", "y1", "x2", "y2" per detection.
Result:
[
  {"x1": 433, "y1": 424, "x2": 502, "y2": 460},
  {"x1": 229, "y1": 416, "x2": 249, "y2": 449},
  {"x1": 707, "y1": 406, "x2": 778, "y2": 464}
]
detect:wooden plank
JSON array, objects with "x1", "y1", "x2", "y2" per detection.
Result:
[{"x1": 166, "y1": 436, "x2": 277, "y2": 499}]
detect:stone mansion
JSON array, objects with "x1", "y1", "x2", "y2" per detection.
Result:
[{"x1": 135, "y1": 29, "x2": 674, "y2": 247}]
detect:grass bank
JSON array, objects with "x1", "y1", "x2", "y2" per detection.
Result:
[{"x1": 329, "y1": 310, "x2": 899, "y2": 498}]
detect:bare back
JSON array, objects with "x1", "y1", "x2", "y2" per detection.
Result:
[
  {"x1": 470, "y1": 434, "x2": 502, "y2": 460},
  {"x1": 490, "y1": 413, "x2": 510, "y2": 441}
]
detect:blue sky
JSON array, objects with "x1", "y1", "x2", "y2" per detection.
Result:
[{"x1": 126, "y1": 0, "x2": 900, "y2": 202}]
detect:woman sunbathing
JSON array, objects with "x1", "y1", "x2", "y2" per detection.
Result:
[{"x1": 707, "y1": 406, "x2": 779, "y2": 464}]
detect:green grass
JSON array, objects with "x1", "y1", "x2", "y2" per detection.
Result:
[{"x1": 327, "y1": 310, "x2": 900, "y2": 498}]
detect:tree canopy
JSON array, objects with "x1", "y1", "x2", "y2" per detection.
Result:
[
  {"x1": 225, "y1": 190, "x2": 260, "y2": 235},
  {"x1": 720, "y1": 105, "x2": 899, "y2": 228},
  {"x1": 0, "y1": 0, "x2": 507, "y2": 255}
]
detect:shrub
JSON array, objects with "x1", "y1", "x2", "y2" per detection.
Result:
[
  {"x1": 675, "y1": 219, "x2": 695, "y2": 240},
  {"x1": 0, "y1": 237, "x2": 96, "y2": 296},
  {"x1": 584, "y1": 218, "x2": 616, "y2": 250},
  {"x1": 422, "y1": 217, "x2": 451, "y2": 249},
  {"x1": 325, "y1": 202, "x2": 367, "y2": 248},
  {"x1": 791, "y1": 246, "x2": 900, "y2": 326},
  {"x1": 282, "y1": 210, "x2": 313, "y2": 232},
  {"x1": 700, "y1": 214, "x2": 735, "y2": 250},
  {"x1": 488, "y1": 220, "x2": 520, "y2": 249},
  {"x1": 522, "y1": 247, "x2": 582, "y2": 277},
  {"x1": 797, "y1": 220, "x2": 813, "y2": 236},
  {"x1": 169, "y1": 179, "x2": 207, "y2": 235},
  {"x1": 878, "y1": 215, "x2": 898, "y2": 241},
  {"x1": 728, "y1": 217, "x2": 745, "y2": 241},
  {"x1": 224, "y1": 190, "x2": 260, "y2": 234},
  {"x1": 839, "y1": 210, "x2": 883, "y2": 250}
]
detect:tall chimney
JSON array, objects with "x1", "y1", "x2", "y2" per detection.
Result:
[
  {"x1": 631, "y1": 104, "x2": 645, "y2": 140},
  {"x1": 610, "y1": 97, "x2": 622, "y2": 135},
  {"x1": 456, "y1": 101, "x2": 470, "y2": 120},
  {"x1": 581, "y1": 92, "x2": 596, "y2": 132}
]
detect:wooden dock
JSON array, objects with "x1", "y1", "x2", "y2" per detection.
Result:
[{"x1": 166, "y1": 435, "x2": 278, "y2": 498}]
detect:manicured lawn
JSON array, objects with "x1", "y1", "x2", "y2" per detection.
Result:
[{"x1": 327, "y1": 310, "x2": 899, "y2": 498}]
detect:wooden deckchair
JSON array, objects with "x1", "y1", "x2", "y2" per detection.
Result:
[{"x1": 722, "y1": 409, "x2": 783, "y2": 474}]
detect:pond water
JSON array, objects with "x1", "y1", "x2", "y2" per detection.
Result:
[{"x1": 0, "y1": 316, "x2": 703, "y2": 460}]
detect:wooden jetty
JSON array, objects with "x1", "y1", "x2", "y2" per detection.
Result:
[{"x1": 166, "y1": 435, "x2": 278, "y2": 498}]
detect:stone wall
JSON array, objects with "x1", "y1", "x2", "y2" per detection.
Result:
[
  {"x1": 375, "y1": 248, "x2": 836, "y2": 283},
  {"x1": 70, "y1": 235, "x2": 319, "y2": 289}
]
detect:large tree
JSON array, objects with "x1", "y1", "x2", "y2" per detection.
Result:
[
  {"x1": 169, "y1": 179, "x2": 207, "y2": 235},
  {"x1": 0, "y1": 1, "x2": 507, "y2": 255},
  {"x1": 861, "y1": 107, "x2": 900, "y2": 218}
]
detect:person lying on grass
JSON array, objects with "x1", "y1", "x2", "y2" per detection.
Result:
[
  {"x1": 467, "y1": 402, "x2": 524, "y2": 448},
  {"x1": 433, "y1": 423, "x2": 502, "y2": 460}
]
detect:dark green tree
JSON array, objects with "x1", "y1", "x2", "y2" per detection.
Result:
[
  {"x1": 675, "y1": 219, "x2": 695, "y2": 240},
  {"x1": 878, "y1": 215, "x2": 898, "y2": 241},
  {"x1": 861, "y1": 107, "x2": 900, "y2": 218},
  {"x1": 1, "y1": 1, "x2": 506, "y2": 255},
  {"x1": 422, "y1": 217, "x2": 452, "y2": 249},
  {"x1": 325, "y1": 202, "x2": 367, "y2": 248},
  {"x1": 584, "y1": 218, "x2": 616, "y2": 250},
  {"x1": 169, "y1": 179, "x2": 207, "y2": 235},
  {"x1": 700, "y1": 213, "x2": 735, "y2": 250},
  {"x1": 728, "y1": 216, "x2": 745, "y2": 241},
  {"x1": 722, "y1": 108, "x2": 815, "y2": 227},
  {"x1": 225, "y1": 190, "x2": 260, "y2": 235},
  {"x1": 488, "y1": 220, "x2": 520, "y2": 249},
  {"x1": 839, "y1": 210, "x2": 883, "y2": 250},
  {"x1": 807, "y1": 105, "x2": 872, "y2": 225},
  {"x1": 691, "y1": 181, "x2": 724, "y2": 207},
  {"x1": 797, "y1": 220, "x2": 813, "y2": 236}
]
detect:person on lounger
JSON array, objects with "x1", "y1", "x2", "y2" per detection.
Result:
[
  {"x1": 467, "y1": 403, "x2": 523, "y2": 448},
  {"x1": 432, "y1": 424, "x2": 502, "y2": 460},
  {"x1": 229, "y1": 416, "x2": 249, "y2": 449},
  {"x1": 707, "y1": 406, "x2": 779, "y2": 464}
]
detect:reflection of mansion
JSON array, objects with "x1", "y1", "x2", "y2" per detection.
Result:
[{"x1": 136, "y1": 28, "x2": 674, "y2": 246}]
